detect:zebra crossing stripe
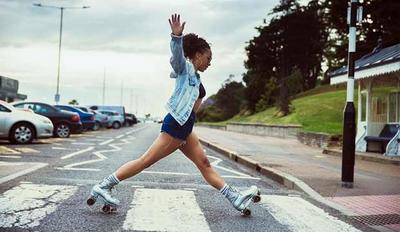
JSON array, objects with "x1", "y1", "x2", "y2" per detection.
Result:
[
  {"x1": 0, "y1": 183, "x2": 78, "y2": 229},
  {"x1": 260, "y1": 195, "x2": 361, "y2": 232},
  {"x1": 123, "y1": 188, "x2": 211, "y2": 232}
]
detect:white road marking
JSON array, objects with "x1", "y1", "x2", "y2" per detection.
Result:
[
  {"x1": 0, "y1": 146, "x2": 20, "y2": 154},
  {"x1": 52, "y1": 147, "x2": 69, "y2": 150},
  {"x1": 0, "y1": 183, "x2": 77, "y2": 228},
  {"x1": 0, "y1": 162, "x2": 48, "y2": 185},
  {"x1": 71, "y1": 142, "x2": 96, "y2": 145},
  {"x1": 55, "y1": 167, "x2": 100, "y2": 172},
  {"x1": 0, "y1": 155, "x2": 21, "y2": 159},
  {"x1": 62, "y1": 150, "x2": 107, "y2": 169},
  {"x1": 260, "y1": 195, "x2": 361, "y2": 232},
  {"x1": 142, "y1": 170, "x2": 190, "y2": 176},
  {"x1": 116, "y1": 134, "x2": 124, "y2": 139},
  {"x1": 208, "y1": 155, "x2": 252, "y2": 177},
  {"x1": 140, "y1": 170, "x2": 259, "y2": 180},
  {"x1": 13, "y1": 148, "x2": 40, "y2": 153},
  {"x1": 125, "y1": 125, "x2": 148, "y2": 135},
  {"x1": 99, "y1": 139, "x2": 114, "y2": 145},
  {"x1": 221, "y1": 175, "x2": 260, "y2": 180},
  {"x1": 61, "y1": 146, "x2": 94, "y2": 160},
  {"x1": 123, "y1": 188, "x2": 210, "y2": 232},
  {"x1": 58, "y1": 138, "x2": 131, "y2": 171}
]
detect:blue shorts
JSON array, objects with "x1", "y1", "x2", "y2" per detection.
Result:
[{"x1": 160, "y1": 111, "x2": 195, "y2": 141}]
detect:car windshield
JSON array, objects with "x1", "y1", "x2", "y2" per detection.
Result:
[{"x1": 0, "y1": 100, "x2": 15, "y2": 110}]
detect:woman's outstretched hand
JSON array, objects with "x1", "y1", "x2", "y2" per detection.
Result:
[{"x1": 169, "y1": 14, "x2": 185, "y2": 36}]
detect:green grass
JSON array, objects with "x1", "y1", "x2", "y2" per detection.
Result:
[{"x1": 203, "y1": 86, "x2": 358, "y2": 135}]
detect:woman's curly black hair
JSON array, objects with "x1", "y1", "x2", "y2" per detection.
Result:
[{"x1": 183, "y1": 33, "x2": 210, "y2": 60}]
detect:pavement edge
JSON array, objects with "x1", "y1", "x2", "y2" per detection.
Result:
[{"x1": 199, "y1": 138, "x2": 359, "y2": 217}]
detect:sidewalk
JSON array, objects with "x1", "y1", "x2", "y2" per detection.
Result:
[{"x1": 195, "y1": 126, "x2": 400, "y2": 232}]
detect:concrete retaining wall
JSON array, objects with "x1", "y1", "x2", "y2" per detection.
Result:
[{"x1": 226, "y1": 122, "x2": 302, "y2": 139}]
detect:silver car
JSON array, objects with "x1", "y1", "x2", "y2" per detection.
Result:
[
  {"x1": 99, "y1": 110, "x2": 124, "y2": 129},
  {"x1": 0, "y1": 100, "x2": 53, "y2": 144}
]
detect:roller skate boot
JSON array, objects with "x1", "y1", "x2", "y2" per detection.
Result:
[
  {"x1": 87, "y1": 174, "x2": 120, "y2": 213},
  {"x1": 221, "y1": 185, "x2": 261, "y2": 216}
]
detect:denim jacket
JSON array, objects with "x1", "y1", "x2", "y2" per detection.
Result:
[{"x1": 165, "y1": 34, "x2": 200, "y2": 126}]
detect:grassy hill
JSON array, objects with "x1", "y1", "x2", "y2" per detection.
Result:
[{"x1": 202, "y1": 85, "x2": 357, "y2": 135}]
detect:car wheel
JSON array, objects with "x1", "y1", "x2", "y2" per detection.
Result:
[
  {"x1": 112, "y1": 121, "x2": 121, "y2": 129},
  {"x1": 10, "y1": 122, "x2": 35, "y2": 144},
  {"x1": 92, "y1": 122, "x2": 100, "y2": 131},
  {"x1": 55, "y1": 123, "x2": 70, "y2": 138}
]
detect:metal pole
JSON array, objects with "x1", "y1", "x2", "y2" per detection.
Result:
[
  {"x1": 120, "y1": 80, "x2": 124, "y2": 105},
  {"x1": 102, "y1": 67, "x2": 106, "y2": 104},
  {"x1": 341, "y1": 0, "x2": 359, "y2": 188},
  {"x1": 32, "y1": 3, "x2": 89, "y2": 104},
  {"x1": 55, "y1": 7, "x2": 64, "y2": 104}
]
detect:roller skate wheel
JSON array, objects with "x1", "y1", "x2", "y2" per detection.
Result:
[
  {"x1": 87, "y1": 197, "x2": 96, "y2": 206},
  {"x1": 102, "y1": 205, "x2": 112, "y2": 213},
  {"x1": 253, "y1": 195, "x2": 261, "y2": 203},
  {"x1": 242, "y1": 209, "x2": 251, "y2": 216}
]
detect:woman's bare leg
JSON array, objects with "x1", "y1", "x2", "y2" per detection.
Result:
[
  {"x1": 115, "y1": 132, "x2": 184, "y2": 181},
  {"x1": 179, "y1": 132, "x2": 225, "y2": 190}
]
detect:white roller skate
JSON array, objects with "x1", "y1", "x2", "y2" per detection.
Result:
[
  {"x1": 87, "y1": 174, "x2": 120, "y2": 213},
  {"x1": 221, "y1": 185, "x2": 261, "y2": 216}
]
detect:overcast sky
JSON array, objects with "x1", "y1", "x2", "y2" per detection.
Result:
[{"x1": 0, "y1": 0, "x2": 279, "y2": 118}]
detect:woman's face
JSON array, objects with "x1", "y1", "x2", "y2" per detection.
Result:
[{"x1": 194, "y1": 49, "x2": 212, "y2": 72}]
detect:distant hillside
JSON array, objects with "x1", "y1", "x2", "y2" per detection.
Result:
[{"x1": 203, "y1": 85, "x2": 356, "y2": 135}]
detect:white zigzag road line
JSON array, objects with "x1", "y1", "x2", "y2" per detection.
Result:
[
  {"x1": 57, "y1": 135, "x2": 134, "y2": 171},
  {"x1": 207, "y1": 155, "x2": 252, "y2": 177}
]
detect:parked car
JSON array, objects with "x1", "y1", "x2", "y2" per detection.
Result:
[
  {"x1": 12, "y1": 101, "x2": 82, "y2": 138},
  {"x1": 0, "y1": 100, "x2": 53, "y2": 144},
  {"x1": 76, "y1": 106, "x2": 110, "y2": 130},
  {"x1": 55, "y1": 105, "x2": 95, "y2": 131},
  {"x1": 88, "y1": 105, "x2": 126, "y2": 125},
  {"x1": 98, "y1": 110, "x2": 124, "y2": 129},
  {"x1": 124, "y1": 113, "x2": 138, "y2": 126}
]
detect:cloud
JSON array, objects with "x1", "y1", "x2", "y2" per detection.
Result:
[{"x1": 0, "y1": 0, "x2": 278, "y2": 117}]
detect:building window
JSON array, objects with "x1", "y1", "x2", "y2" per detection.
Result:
[
  {"x1": 388, "y1": 92, "x2": 400, "y2": 123},
  {"x1": 361, "y1": 92, "x2": 367, "y2": 122}
]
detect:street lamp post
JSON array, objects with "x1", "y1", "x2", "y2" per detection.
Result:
[
  {"x1": 341, "y1": 0, "x2": 362, "y2": 188},
  {"x1": 33, "y1": 3, "x2": 90, "y2": 104}
]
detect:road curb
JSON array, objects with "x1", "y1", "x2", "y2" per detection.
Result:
[
  {"x1": 323, "y1": 148, "x2": 400, "y2": 166},
  {"x1": 199, "y1": 138, "x2": 359, "y2": 217}
]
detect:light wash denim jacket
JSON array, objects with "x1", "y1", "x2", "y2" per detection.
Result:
[{"x1": 165, "y1": 34, "x2": 200, "y2": 126}]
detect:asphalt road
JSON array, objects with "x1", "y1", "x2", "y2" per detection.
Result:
[{"x1": 0, "y1": 123, "x2": 374, "y2": 232}]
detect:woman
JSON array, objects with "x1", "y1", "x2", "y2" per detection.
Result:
[{"x1": 87, "y1": 14, "x2": 260, "y2": 215}]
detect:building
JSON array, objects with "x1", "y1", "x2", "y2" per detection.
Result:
[
  {"x1": 0, "y1": 76, "x2": 27, "y2": 103},
  {"x1": 329, "y1": 43, "x2": 400, "y2": 156}
]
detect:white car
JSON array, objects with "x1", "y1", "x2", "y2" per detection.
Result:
[{"x1": 0, "y1": 100, "x2": 53, "y2": 144}]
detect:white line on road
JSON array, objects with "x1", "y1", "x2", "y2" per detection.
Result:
[
  {"x1": 142, "y1": 170, "x2": 191, "y2": 176},
  {"x1": 55, "y1": 167, "x2": 100, "y2": 172},
  {"x1": 123, "y1": 188, "x2": 210, "y2": 232},
  {"x1": 0, "y1": 183, "x2": 77, "y2": 228},
  {"x1": 208, "y1": 155, "x2": 252, "y2": 177},
  {"x1": 260, "y1": 195, "x2": 361, "y2": 232},
  {"x1": 61, "y1": 147, "x2": 95, "y2": 160},
  {"x1": 0, "y1": 156, "x2": 21, "y2": 159},
  {"x1": 71, "y1": 142, "x2": 96, "y2": 145},
  {"x1": 99, "y1": 139, "x2": 114, "y2": 145},
  {"x1": 0, "y1": 162, "x2": 48, "y2": 185},
  {"x1": 52, "y1": 147, "x2": 69, "y2": 150},
  {"x1": 125, "y1": 125, "x2": 148, "y2": 135},
  {"x1": 116, "y1": 134, "x2": 125, "y2": 139},
  {"x1": 221, "y1": 175, "x2": 260, "y2": 180}
]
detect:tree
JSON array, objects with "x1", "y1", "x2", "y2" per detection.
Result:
[
  {"x1": 69, "y1": 99, "x2": 79, "y2": 105},
  {"x1": 243, "y1": 0, "x2": 327, "y2": 115}
]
